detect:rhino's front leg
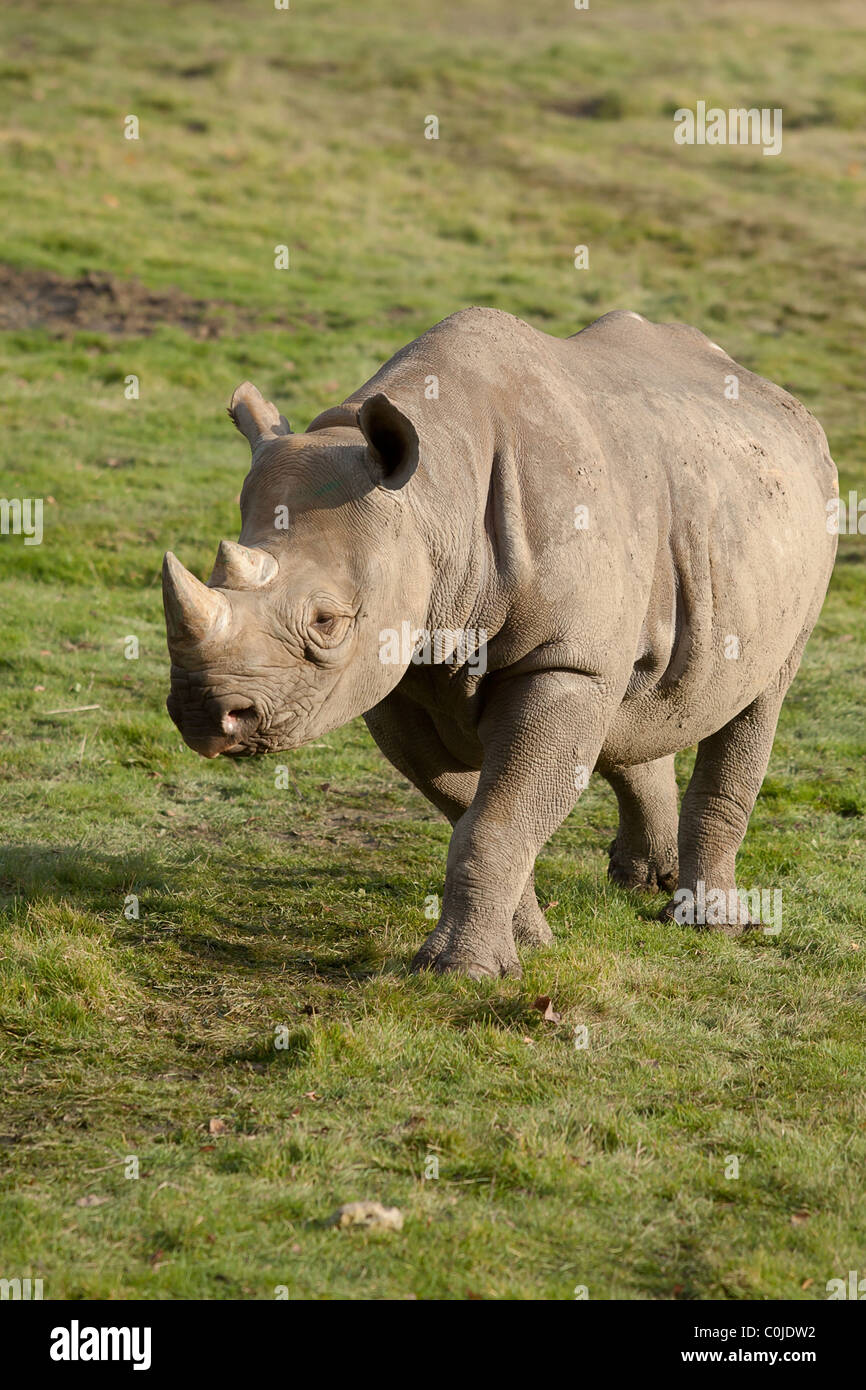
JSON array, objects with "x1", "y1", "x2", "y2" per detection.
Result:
[
  {"x1": 364, "y1": 690, "x2": 552, "y2": 956},
  {"x1": 412, "y1": 670, "x2": 616, "y2": 978}
]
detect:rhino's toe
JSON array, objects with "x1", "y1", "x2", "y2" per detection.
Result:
[
  {"x1": 411, "y1": 938, "x2": 521, "y2": 979},
  {"x1": 608, "y1": 840, "x2": 678, "y2": 894},
  {"x1": 437, "y1": 953, "x2": 521, "y2": 980},
  {"x1": 659, "y1": 894, "x2": 757, "y2": 936},
  {"x1": 512, "y1": 897, "x2": 554, "y2": 948},
  {"x1": 409, "y1": 945, "x2": 441, "y2": 973}
]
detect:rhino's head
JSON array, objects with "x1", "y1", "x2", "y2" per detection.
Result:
[{"x1": 163, "y1": 382, "x2": 430, "y2": 758}]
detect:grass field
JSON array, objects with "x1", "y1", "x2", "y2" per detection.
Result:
[{"x1": 1, "y1": 0, "x2": 865, "y2": 1300}]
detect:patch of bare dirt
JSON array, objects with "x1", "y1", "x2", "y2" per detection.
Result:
[{"x1": 0, "y1": 264, "x2": 259, "y2": 339}]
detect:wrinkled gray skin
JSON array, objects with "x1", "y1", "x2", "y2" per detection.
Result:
[{"x1": 163, "y1": 309, "x2": 838, "y2": 978}]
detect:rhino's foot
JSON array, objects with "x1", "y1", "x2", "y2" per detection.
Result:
[
  {"x1": 608, "y1": 839, "x2": 678, "y2": 894},
  {"x1": 659, "y1": 891, "x2": 757, "y2": 937},
  {"x1": 411, "y1": 923, "x2": 521, "y2": 979},
  {"x1": 512, "y1": 893, "x2": 554, "y2": 948}
]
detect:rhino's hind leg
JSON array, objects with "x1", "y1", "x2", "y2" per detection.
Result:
[
  {"x1": 600, "y1": 755, "x2": 679, "y2": 893},
  {"x1": 660, "y1": 678, "x2": 791, "y2": 934}
]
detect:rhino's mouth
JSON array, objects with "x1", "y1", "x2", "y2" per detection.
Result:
[
  {"x1": 166, "y1": 686, "x2": 269, "y2": 759},
  {"x1": 217, "y1": 741, "x2": 256, "y2": 759}
]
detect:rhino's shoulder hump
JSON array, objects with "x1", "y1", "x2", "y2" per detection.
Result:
[
  {"x1": 427, "y1": 305, "x2": 545, "y2": 350},
  {"x1": 439, "y1": 305, "x2": 527, "y2": 331},
  {"x1": 571, "y1": 309, "x2": 726, "y2": 349},
  {"x1": 568, "y1": 308, "x2": 649, "y2": 341}
]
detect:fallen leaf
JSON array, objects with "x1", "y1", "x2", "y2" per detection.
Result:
[
  {"x1": 75, "y1": 1194, "x2": 110, "y2": 1208},
  {"x1": 790, "y1": 1210, "x2": 810, "y2": 1226},
  {"x1": 533, "y1": 995, "x2": 562, "y2": 1023},
  {"x1": 208, "y1": 1117, "x2": 227, "y2": 1135},
  {"x1": 801, "y1": 1278, "x2": 814, "y2": 1290},
  {"x1": 330, "y1": 1201, "x2": 403, "y2": 1232}
]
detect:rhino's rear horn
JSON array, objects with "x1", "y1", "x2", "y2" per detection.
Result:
[
  {"x1": 228, "y1": 382, "x2": 292, "y2": 451},
  {"x1": 208, "y1": 540, "x2": 278, "y2": 590},
  {"x1": 162, "y1": 552, "x2": 231, "y2": 650}
]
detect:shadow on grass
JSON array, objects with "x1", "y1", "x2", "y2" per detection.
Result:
[
  {"x1": 0, "y1": 840, "x2": 400, "y2": 986},
  {"x1": 0, "y1": 840, "x2": 676, "y2": 998},
  {"x1": 444, "y1": 996, "x2": 544, "y2": 1031},
  {"x1": 0, "y1": 841, "x2": 171, "y2": 907}
]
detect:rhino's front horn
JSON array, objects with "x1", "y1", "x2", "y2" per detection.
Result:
[
  {"x1": 162, "y1": 552, "x2": 231, "y2": 648},
  {"x1": 208, "y1": 540, "x2": 278, "y2": 590}
]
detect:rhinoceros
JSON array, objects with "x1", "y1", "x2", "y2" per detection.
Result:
[{"x1": 163, "y1": 308, "x2": 837, "y2": 977}]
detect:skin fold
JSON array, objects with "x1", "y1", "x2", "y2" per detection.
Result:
[{"x1": 162, "y1": 308, "x2": 838, "y2": 978}]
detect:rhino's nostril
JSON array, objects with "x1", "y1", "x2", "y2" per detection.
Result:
[{"x1": 220, "y1": 706, "x2": 259, "y2": 737}]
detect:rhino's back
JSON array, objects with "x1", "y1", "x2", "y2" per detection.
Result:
[
  {"x1": 372, "y1": 305, "x2": 835, "y2": 499},
  {"x1": 559, "y1": 308, "x2": 837, "y2": 577},
  {"x1": 566, "y1": 309, "x2": 834, "y2": 478}
]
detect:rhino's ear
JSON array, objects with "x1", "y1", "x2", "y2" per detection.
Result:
[
  {"x1": 228, "y1": 382, "x2": 292, "y2": 452},
  {"x1": 358, "y1": 393, "x2": 419, "y2": 490}
]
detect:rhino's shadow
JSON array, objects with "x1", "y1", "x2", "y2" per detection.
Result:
[
  {"x1": 0, "y1": 841, "x2": 172, "y2": 906},
  {"x1": 0, "y1": 841, "x2": 408, "y2": 983},
  {"x1": 0, "y1": 836, "x2": 630, "y2": 994}
]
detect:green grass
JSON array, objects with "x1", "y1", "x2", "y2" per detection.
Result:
[{"x1": 1, "y1": 0, "x2": 865, "y2": 1300}]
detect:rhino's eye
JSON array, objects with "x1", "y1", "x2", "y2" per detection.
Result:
[
  {"x1": 306, "y1": 608, "x2": 352, "y2": 652},
  {"x1": 311, "y1": 613, "x2": 339, "y2": 636}
]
